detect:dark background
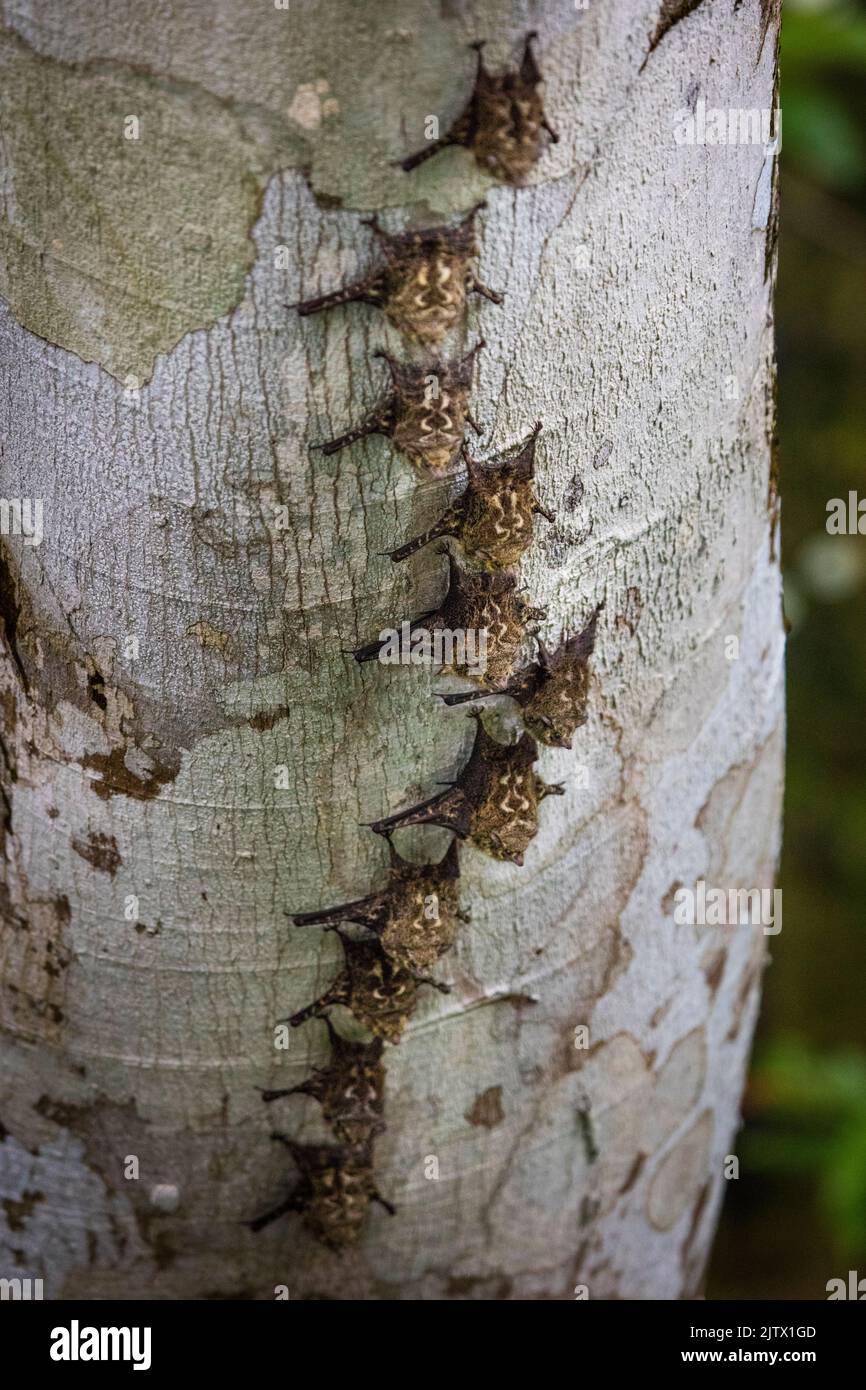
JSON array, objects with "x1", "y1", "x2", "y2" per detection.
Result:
[{"x1": 709, "y1": 0, "x2": 866, "y2": 1299}]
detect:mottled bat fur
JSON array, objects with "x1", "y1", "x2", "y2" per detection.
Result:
[
  {"x1": 260, "y1": 1016, "x2": 386, "y2": 1147},
  {"x1": 249, "y1": 1135, "x2": 394, "y2": 1250},
  {"x1": 369, "y1": 712, "x2": 564, "y2": 866},
  {"x1": 283, "y1": 930, "x2": 450, "y2": 1044},
  {"x1": 387, "y1": 423, "x2": 553, "y2": 569},
  {"x1": 290, "y1": 204, "x2": 502, "y2": 346},
  {"x1": 313, "y1": 343, "x2": 483, "y2": 478},
  {"x1": 350, "y1": 549, "x2": 544, "y2": 689},
  {"x1": 440, "y1": 604, "x2": 602, "y2": 747},
  {"x1": 401, "y1": 33, "x2": 558, "y2": 185},
  {"x1": 293, "y1": 838, "x2": 466, "y2": 974}
]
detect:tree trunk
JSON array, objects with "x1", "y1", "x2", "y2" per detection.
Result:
[{"x1": 0, "y1": 0, "x2": 782, "y2": 1300}]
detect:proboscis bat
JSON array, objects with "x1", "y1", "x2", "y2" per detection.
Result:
[
  {"x1": 312, "y1": 343, "x2": 483, "y2": 478},
  {"x1": 290, "y1": 205, "x2": 502, "y2": 346},
  {"x1": 439, "y1": 604, "x2": 602, "y2": 748},
  {"x1": 259, "y1": 1017, "x2": 386, "y2": 1147},
  {"x1": 249, "y1": 1135, "x2": 394, "y2": 1250},
  {"x1": 349, "y1": 549, "x2": 544, "y2": 689},
  {"x1": 400, "y1": 33, "x2": 558, "y2": 185},
  {"x1": 386, "y1": 423, "x2": 553, "y2": 570},
  {"x1": 369, "y1": 712, "x2": 564, "y2": 865},
  {"x1": 284, "y1": 930, "x2": 450, "y2": 1044},
  {"x1": 293, "y1": 838, "x2": 466, "y2": 975}
]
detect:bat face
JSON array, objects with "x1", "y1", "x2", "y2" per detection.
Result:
[
  {"x1": 390, "y1": 361, "x2": 475, "y2": 476},
  {"x1": 459, "y1": 431, "x2": 548, "y2": 567},
  {"x1": 470, "y1": 760, "x2": 544, "y2": 864},
  {"x1": 378, "y1": 872, "x2": 461, "y2": 972},
  {"x1": 470, "y1": 52, "x2": 556, "y2": 184},
  {"x1": 338, "y1": 939, "x2": 422, "y2": 1043},
  {"x1": 291, "y1": 1141, "x2": 381, "y2": 1251},
  {"x1": 383, "y1": 247, "x2": 474, "y2": 345},
  {"x1": 522, "y1": 612, "x2": 601, "y2": 747},
  {"x1": 522, "y1": 661, "x2": 592, "y2": 748},
  {"x1": 314, "y1": 1035, "x2": 387, "y2": 1147}
]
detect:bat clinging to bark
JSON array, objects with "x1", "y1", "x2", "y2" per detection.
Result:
[
  {"x1": 369, "y1": 712, "x2": 564, "y2": 866},
  {"x1": 386, "y1": 423, "x2": 553, "y2": 570},
  {"x1": 293, "y1": 838, "x2": 466, "y2": 975},
  {"x1": 283, "y1": 931, "x2": 449, "y2": 1044},
  {"x1": 259, "y1": 1017, "x2": 386, "y2": 1147},
  {"x1": 313, "y1": 343, "x2": 483, "y2": 478},
  {"x1": 440, "y1": 604, "x2": 602, "y2": 747},
  {"x1": 290, "y1": 205, "x2": 502, "y2": 346},
  {"x1": 349, "y1": 549, "x2": 544, "y2": 689},
  {"x1": 400, "y1": 33, "x2": 558, "y2": 185},
  {"x1": 249, "y1": 1135, "x2": 394, "y2": 1250}
]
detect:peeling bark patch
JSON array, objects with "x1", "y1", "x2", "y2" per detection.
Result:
[
  {"x1": 465, "y1": 1085, "x2": 504, "y2": 1129},
  {"x1": 81, "y1": 747, "x2": 179, "y2": 802},
  {"x1": 71, "y1": 831, "x2": 122, "y2": 878},
  {"x1": 646, "y1": 1111, "x2": 713, "y2": 1232},
  {"x1": 0, "y1": 28, "x2": 305, "y2": 381},
  {"x1": 2, "y1": 1187, "x2": 44, "y2": 1231}
]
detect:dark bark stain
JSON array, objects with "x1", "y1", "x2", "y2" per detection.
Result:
[
  {"x1": 72, "y1": 831, "x2": 122, "y2": 877},
  {"x1": 81, "y1": 747, "x2": 179, "y2": 802},
  {"x1": 0, "y1": 542, "x2": 31, "y2": 694},
  {"x1": 577, "y1": 1106, "x2": 598, "y2": 1164},
  {"x1": 34, "y1": 1094, "x2": 88, "y2": 1127},
  {"x1": 3, "y1": 1188, "x2": 44, "y2": 1231},
  {"x1": 465, "y1": 1085, "x2": 504, "y2": 1129},
  {"x1": 702, "y1": 948, "x2": 727, "y2": 1000},
  {"x1": 619, "y1": 1151, "x2": 645, "y2": 1195},
  {"x1": 87, "y1": 670, "x2": 108, "y2": 711},
  {"x1": 249, "y1": 705, "x2": 291, "y2": 732},
  {"x1": 445, "y1": 1272, "x2": 513, "y2": 1299},
  {"x1": 661, "y1": 880, "x2": 683, "y2": 916}
]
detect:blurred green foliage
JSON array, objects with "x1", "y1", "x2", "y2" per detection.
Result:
[{"x1": 709, "y1": 0, "x2": 866, "y2": 1298}]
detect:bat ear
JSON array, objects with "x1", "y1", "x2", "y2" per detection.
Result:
[
  {"x1": 462, "y1": 200, "x2": 487, "y2": 228},
  {"x1": 520, "y1": 31, "x2": 542, "y2": 85},
  {"x1": 439, "y1": 837, "x2": 461, "y2": 880}
]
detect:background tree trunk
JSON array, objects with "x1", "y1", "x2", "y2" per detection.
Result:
[{"x1": 0, "y1": 0, "x2": 782, "y2": 1299}]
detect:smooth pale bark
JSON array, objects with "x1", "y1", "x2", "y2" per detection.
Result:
[{"x1": 0, "y1": 0, "x2": 782, "y2": 1299}]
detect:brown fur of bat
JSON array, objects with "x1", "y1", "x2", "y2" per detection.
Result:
[
  {"x1": 401, "y1": 33, "x2": 558, "y2": 185},
  {"x1": 386, "y1": 422, "x2": 553, "y2": 569},
  {"x1": 289, "y1": 205, "x2": 502, "y2": 346},
  {"x1": 283, "y1": 930, "x2": 450, "y2": 1044},
  {"x1": 439, "y1": 603, "x2": 602, "y2": 748},
  {"x1": 259, "y1": 1017, "x2": 386, "y2": 1147},
  {"x1": 312, "y1": 342, "x2": 483, "y2": 477},
  {"x1": 293, "y1": 838, "x2": 465, "y2": 975},
  {"x1": 249, "y1": 1135, "x2": 394, "y2": 1250},
  {"x1": 349, "y1": 550, "x2": 544, "y2": 690},
  {"x1": 369, "y1": 711, "x2": 564, "y2": 866}
]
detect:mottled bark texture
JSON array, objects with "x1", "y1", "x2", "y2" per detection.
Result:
[{"x1": 0, "y1": 0, "x2": 783, "y2": 1299}]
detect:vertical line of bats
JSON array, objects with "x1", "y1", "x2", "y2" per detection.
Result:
[{"x1": 252, "y1": 33, "x2": 601, "y2": 1254}]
